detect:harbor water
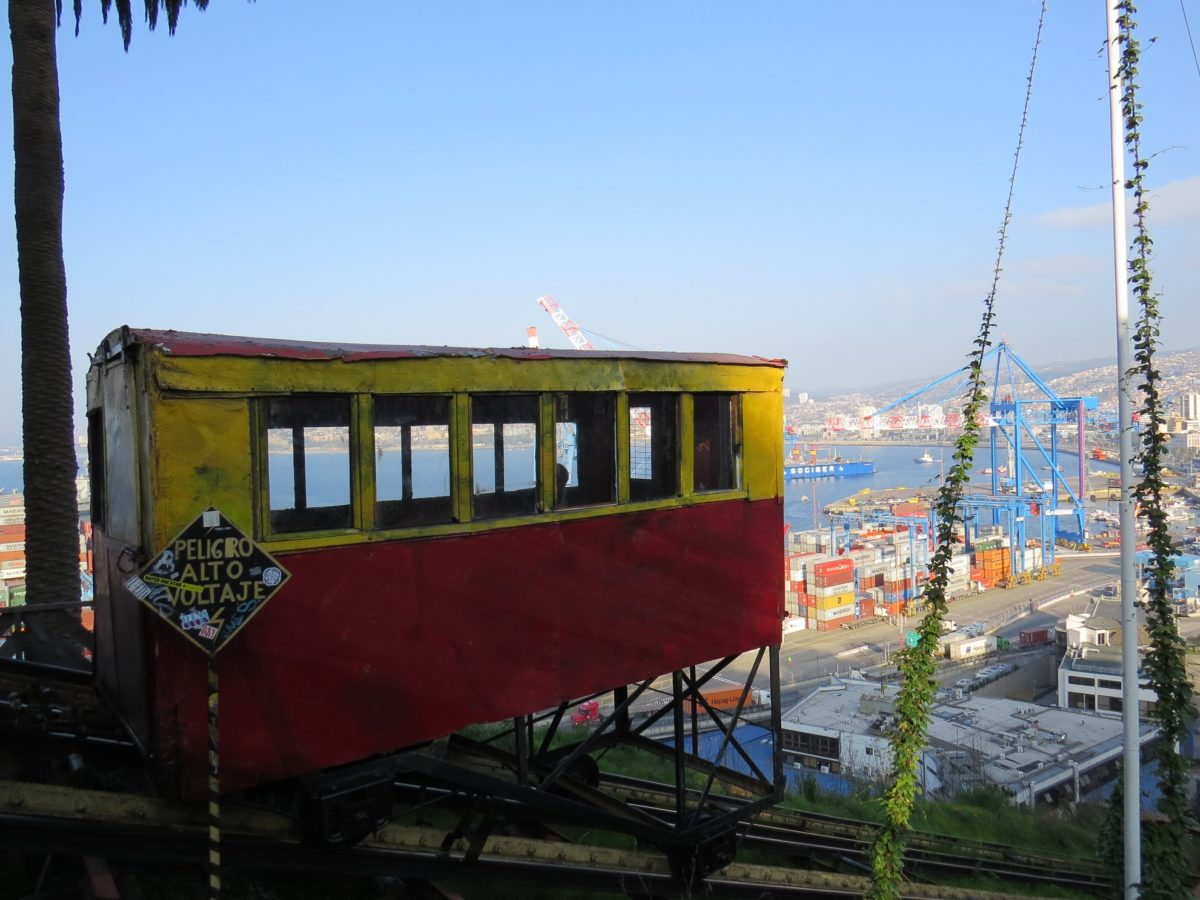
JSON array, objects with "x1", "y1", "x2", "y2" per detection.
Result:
[{"x1": 0, "y1": 444, "x2": 1120, "y2": 533}]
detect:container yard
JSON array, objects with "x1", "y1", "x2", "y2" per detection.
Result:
[
  {"x1": 0, "y1": 490, "x2": 94, "y2": 613},
  {"x1": 784, "y1": 512, "x2": 995, "y2": 631}
]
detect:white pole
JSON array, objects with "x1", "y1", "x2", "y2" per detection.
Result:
[{"x1": 1105, "y1": 4, "x2": 1141, "y2": 897}]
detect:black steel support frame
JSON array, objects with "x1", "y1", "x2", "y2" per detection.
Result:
[{"x1": 385, "y1": 645, "x2": 783, "y2": 879}]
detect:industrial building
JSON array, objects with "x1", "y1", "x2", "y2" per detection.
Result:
[{"x1": 781, "y1": 677, "x2": 1157, "y2": 806}]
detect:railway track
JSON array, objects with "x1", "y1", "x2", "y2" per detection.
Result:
[
  {"x1": 0, "y1": 659, "x2": 1107, "y2": 898},
  {"x1": 600, "y1": 773, "x2": 1108, "y2": 895},
  {"x1": 0, "y1": 778, "x2": 1072, "y2": 899}
]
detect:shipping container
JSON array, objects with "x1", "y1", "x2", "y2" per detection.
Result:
[
  {"x1": 815, "y1": 591, "x2": 855, "y2": 611},
  {"x1": 812, "y1": 572, "x2": 854, "y2": 589},
  {"x1": 812, "y1": 558, "x2": 853, "y2": 577},
  {"x1": 1018, "y1": 628, "x2": 1050, "y2": 645},
  {"x1": 814, "y1": 583, "x2": 855, "y2": 602},
  {"x1": 947, "y1": 635, "x2": 997, "y2": 661},
  {"x1": 814, "y1": 603, "x2": 856, "y2": 621},
  {"x1": 683, "y1": 687, "x2": 764, "y2": 713}
]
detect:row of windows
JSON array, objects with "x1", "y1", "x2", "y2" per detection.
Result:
[
  {"x1": 1067, "y1": 675, "x2": 1125, "y2": 690},
  {"x1": 263, "y1": 392, "x2": 741, "y2": 535},
  {"x1": 780, "y1": 729, "x2": 840, "y2": 759}
]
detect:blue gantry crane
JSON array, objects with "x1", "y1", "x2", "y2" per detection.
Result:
[{"x1": 867, "y1": 341, "x2": 1098, "y2": 577}]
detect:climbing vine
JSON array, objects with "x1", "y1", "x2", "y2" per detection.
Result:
[
  {"x1": 1114, "y1": 4, "x2": 1194, "y2": 896},
  {"x1": 867, "y1": 5, "x2": 1047, "y2": 897}
]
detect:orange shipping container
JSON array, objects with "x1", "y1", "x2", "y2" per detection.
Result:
[
  {"x1": 812, "y1": 558, "x2": 853, "y2": 577},
  {"x1": 684, "y1": 687, "x2": 754, "y2": 713}
]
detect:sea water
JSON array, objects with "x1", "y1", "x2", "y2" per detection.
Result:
[{"x1": 0, "y1": 444, "x2": 1118, "y2": 535}]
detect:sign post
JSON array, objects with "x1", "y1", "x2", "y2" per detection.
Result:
[{"x1": 124, "y1": 508, "x2": 290, "y2": 899}]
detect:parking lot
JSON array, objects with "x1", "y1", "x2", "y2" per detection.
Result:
[{"x1": 952, "y1": 662, "x2": 1014, "y2": 692}]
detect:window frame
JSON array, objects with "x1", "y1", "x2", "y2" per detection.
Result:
[
  {"x1": 553, "y1": 391, "x2": 618, "y2": 510},
  {"x1": 690, "y1": 391, "x2": 742, "y2": 495},
  {"x1": 468, "y1": 392, "x2": 542, "y2": 521},
  {"x1": 370, "y1": 393, "x2": 456, "y2": 531},
  {"x1": 627, "y1": 391, "x2": 682, "y2": 503},
  {"x1": 254, "y1": 387, "x2": 750, "y2": 542},
  {"x1": 257, "y1": 394, "x2": 359, "y2": 539}
]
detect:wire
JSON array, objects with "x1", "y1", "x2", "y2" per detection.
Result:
[
  {"x1": 1181, "y1": 0, "x2": 1200, "y2": 80},
  {"x1": 581, "y1": 329, "x2": 646, "y2": 351}
]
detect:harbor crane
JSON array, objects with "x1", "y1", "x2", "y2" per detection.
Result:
[
  {"x1": 867, "y1": 342, "x2": 1097, "y2": 576},
  {"x1": 536, "y1": 295, "x2": 595, "y2": 351}
]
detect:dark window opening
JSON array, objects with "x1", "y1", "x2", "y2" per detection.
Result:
[
  {"x1": 87, "y1": 410, "x2": 106, "y2": 529},
  {"x1": 266, "y1": 396, "x2": 352, "y2": 533},
  {"x1": 375, "y1": 396, "x2": 453, "y2": 528},
  {"x1": 693, "y1": 393, "x2": 739, "y2": 492},
  {"x1": 1068, "y1": 692, "x2": 1097, "y2": 712},
  {"x1": 786, "y1": 730, "x2": 839, "y2": 759},
  {"x1": 472, "y1": 395, "x2": 539, "y2": 519},
  {"x1": 554, "y1": 393, "x2": 616, "y2": 509},
  {"x1": 628, "y1": 393, "x2": 678, "y2": 502}
]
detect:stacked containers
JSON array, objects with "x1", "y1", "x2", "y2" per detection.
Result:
[
  {"x1": 811, "y1": 557, "x2": 855, "y2": 631},
  {"x1": 973, "y1": 541, "x2": 1011, "y2": 586},
  {"x1": 785, "y1": 551, "x2": 824, "y2": 628},
  {"x1": 784, "y1": 553, "x2": 804, "y2": 620},
  {"x1": 0, "y1": 497, "x2": 25, "y2": 585},
  {"x1": 946, "y1": 552, "x2": 971, "y2": 597}
]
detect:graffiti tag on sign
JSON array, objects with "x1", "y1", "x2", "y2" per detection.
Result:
[{"x1": 124, "y1": 507, "x2": 291, "y2": 655}]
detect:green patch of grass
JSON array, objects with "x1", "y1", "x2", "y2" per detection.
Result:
[
  {"x1": 779, "y1": 777, "x2": 885, "y2": 824},
  {"x1": 779, "y1": 779, "x2": 1103, "y2": 862}
]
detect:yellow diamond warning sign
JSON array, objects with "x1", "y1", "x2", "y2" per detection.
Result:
[{"x1": 125, "y1": 507, "x2": 290, "y2": 655}]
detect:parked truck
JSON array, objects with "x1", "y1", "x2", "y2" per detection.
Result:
[{"x1": 570, "y1": 700, "x2": 601, "y2": 726}]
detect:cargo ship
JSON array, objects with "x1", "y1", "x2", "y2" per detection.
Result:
[{"x1": 784, "y1": 446, "x2": 874, "y2": 480}]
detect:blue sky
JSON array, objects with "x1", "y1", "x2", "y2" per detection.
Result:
[{"x1": 1, "y1": 1, "x2": 1199, "y2": 445}]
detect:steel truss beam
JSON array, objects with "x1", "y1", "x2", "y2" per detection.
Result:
[{"x1": 382, "y1": 645, "x2": 783, "y2": 883}]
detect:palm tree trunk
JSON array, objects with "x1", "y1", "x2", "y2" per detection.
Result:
[{"x1": 10, "y1": 0, "x2": 81, "y2": 606}]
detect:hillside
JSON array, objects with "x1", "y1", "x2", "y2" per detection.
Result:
[{"x1": 797, "y1": 347, "x2": 1200, "y2": 418}]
